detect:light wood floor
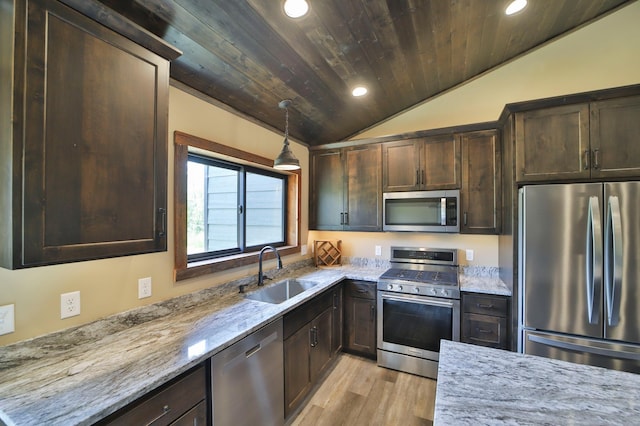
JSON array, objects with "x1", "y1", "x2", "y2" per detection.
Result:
[{"x1": 291, "y1": 353, "x2": 436, "y2": 426}]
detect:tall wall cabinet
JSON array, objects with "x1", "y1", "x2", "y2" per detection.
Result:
[{"x1": 0, "y1": 0, "x2": 180, "y2": 269}]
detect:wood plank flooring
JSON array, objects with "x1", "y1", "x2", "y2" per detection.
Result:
[{"x1": 291, "y1": 354, "x2": 436, "y2": 426}]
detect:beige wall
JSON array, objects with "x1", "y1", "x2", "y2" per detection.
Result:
[
  {"x1": 315, "y1": 2, "x2": 640, "y2": 266},
  {"x1": 0, "y1": 87, "x2": 309, "y2": 346},
  {"x1": 1, "y1": 3, "x2": 638, "y2": 346}
]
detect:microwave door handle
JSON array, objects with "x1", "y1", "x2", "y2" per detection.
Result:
[
  {"x1": 586, "y1": 196, "x2": 602, "y2": 325},
  {"x1": 440, "y1": 197, "x2": 446, "y2": 225},
  {"x1": 605, "y1": 196, "x2": 623, "y2": 327}
]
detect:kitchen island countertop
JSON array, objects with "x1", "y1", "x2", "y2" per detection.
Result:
[{"x1": 435, "y1": 340, "x2": 640, "y2": 425}]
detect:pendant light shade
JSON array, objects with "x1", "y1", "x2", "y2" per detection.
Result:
[{"x1": 274, "y1": 100, "x2": 301, "y2": 170}]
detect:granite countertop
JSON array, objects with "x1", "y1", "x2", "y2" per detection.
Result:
[
  {"x1": 0, "y1": 259, "x2": 507, "y2": 425},
  {"x1": 459, "y1": 266, "x2": 511, "y2": 296},
  {"x1": 435, "y1": 340, "x2": 640, "y2": 425}
]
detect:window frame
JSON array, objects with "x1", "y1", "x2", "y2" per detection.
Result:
[{"x1": 174, "y1": 131, "x2": 300, "y2": 281}]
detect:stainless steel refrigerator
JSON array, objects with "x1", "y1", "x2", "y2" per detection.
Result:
[{"x1": 519, "y1": 182, "x2": 640, "y2": 373}]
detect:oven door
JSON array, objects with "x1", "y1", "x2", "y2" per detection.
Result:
[{"x1": 377, "y1": 290, "x2": 460, "y2": 360}]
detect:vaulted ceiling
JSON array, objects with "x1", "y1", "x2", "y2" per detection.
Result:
[{"x1": 97, "y1": 0, "x2": 632, "y2": 145}]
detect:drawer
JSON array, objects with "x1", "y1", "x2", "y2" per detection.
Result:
[
  {"x1": 462, "y1": 313, "x2": 508, "y2": 349},
  {"x1": 462, "y1": 294, "x2": 508, "y2": 317},
  {"x1": 102, "y1": 364, "x2": 206, "y2": 426},
  {"x1": 344, "y1": 280, "x2": 376, "y2": 300}
]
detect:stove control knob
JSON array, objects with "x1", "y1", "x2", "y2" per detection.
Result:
[
  {"x1": 441, "y1": 289, "x2": 449, "y2": 297},
  {"x1": 429, "y1": 288, "x2": 437, "y2": 296},
  {"x1": 413, "y1": 287, "x2": 420, "y2": 294},
  {"x1": 387, "y1": 284, "x2": 394, "y2": 291},
  {"x1": 397, "y1": 285, "x2": 403, "y2": 291}
]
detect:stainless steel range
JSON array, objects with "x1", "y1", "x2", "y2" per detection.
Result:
[{"x1": 377, "y1": 247, "x2": 460, "y2": 379}]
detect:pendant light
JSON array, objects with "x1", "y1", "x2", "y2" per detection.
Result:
[{"x1": 274, "y1": 99, "x2": 301, "y2": 170}]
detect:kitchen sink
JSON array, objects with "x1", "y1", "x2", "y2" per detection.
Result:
[{"x1": 245, "y1": 279, "x2": 318, "y2": 304}]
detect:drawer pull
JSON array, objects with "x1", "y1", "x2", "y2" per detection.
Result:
[
  {"x1": 146, "y1": 404, "x2": 171, "y2": 425},
  {"x1": 356, "y1": 289, "x2": 368, "y2": 293},
  {"x1": 476, "y1": 328, "x2": 492, "y2": 334},
  {"x1": 476, "y1": 303, "x2": 494, "y2": 309}
]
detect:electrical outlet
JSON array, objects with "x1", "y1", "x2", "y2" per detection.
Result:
[
  {"x1": 60, "y1": 291, "x2": 81, "y2": 319},
  {"x1": 138, "y1": 277, "x2": 152, "y2": 299},
  {"x1": 301, "y1": 245, "x2": 308, "y2": 256},
  {"x1": 0, "y1": 304, "x2": 15, "y2": 335},
  {"x1": 375, "y1": 245, "x2": 382, "y2": 256},
  {"x1": 466, "y1": 249, "x2": 474, "y2": 261}
]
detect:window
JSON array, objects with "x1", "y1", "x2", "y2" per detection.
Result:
[
  {"x1": 187, "y1": 154, "x2": 286, "y2": 261},
  {"x1": 174, "y1": 131, "x2": 300, "y2": 281}
]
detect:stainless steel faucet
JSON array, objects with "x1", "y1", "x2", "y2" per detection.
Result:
[{"x1": 258, "y1": 245, "x2": 282, "y2": 286}]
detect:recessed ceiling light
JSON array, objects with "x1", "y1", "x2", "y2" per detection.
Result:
[
  {"x1": 505, "y1": 0, "x2": 527, "y2": 15},
  {"x1": 352, "y1": 86, "x2": 368, "y2": 97},
  {"x1": 283, "y1": 0, "x2": 309, "y2": 18}
]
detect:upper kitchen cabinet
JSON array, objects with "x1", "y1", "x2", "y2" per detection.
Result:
[
  {"x1": 382, "y1": 134, "x2": 461, "y2": 192},
  {"x1": 515, "y1": 94, "x2": 640, "y2": 183},
  {"x1": 0, "y1": 0, "x2": 180, "y2": 269},
  {"x1": 461, "y1": 130, "x2": 501, "y2": 234},
  {"x1": 310, "y1": 145, "x2": 382, "y2": 231}
]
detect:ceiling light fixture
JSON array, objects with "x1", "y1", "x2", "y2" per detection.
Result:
[
  {"x1": 273, "y1": 100, "x2": 301, "y2": 170},
  {"x1": 352, "y1": 86, "x2": 368, "y2": 97},
  {"x1": 505, "y1": 0, "x2": 527, "y2": 15},
  {"x1": 283, "y1": 0, "x2": 309, "y2": 18}
]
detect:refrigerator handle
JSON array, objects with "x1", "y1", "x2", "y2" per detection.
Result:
[
  {"x1": 605, "y1": 196, "x2": 623, "y2": 327},
  {"x1": 527, "y1": 333, "x2": 640, "y2": 361},
  {"x1": 585, "y1": 196, "x2": 602, "y2": 325}
]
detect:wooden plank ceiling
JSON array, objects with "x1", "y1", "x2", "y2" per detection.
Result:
[{"x1": 97, "y1": 0, "x2": 631, "y2": 145}]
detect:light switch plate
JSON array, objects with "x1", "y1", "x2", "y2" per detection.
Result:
[
  {"x1": 60, "y1": 291, "x2": 81, "y2": 319},
  {"x1": 375, "y1": 245, "x2": 382, "y2": 256},
  {"x1": 466, "y1": 249, "x2": 474, "y2": 261},
  {"x1": 0, "y1": 304, "x2": 15, "y2": 335}
]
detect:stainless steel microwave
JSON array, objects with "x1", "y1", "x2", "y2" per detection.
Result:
[{"x1": 383, "y1": 190, "x2": 460, "y2": 233}]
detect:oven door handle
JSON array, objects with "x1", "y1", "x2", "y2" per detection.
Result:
[{"x1": 379, "y1": 292, "x2": 456, "y2": 308}]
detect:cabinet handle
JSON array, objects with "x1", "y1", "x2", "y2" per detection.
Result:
[
  {"x1": 340, "y1": 212, "x2": 344, "y2": 225},
  {"x1": 416, "y1": 170, "x2": 420, "y2": 185},
  {"x1": 147, "y1": 404, "x2": 171, "y2": 425},
  {"x1": 310, "y1": 327, "x2": 316, "y2": 347},
  {"x1": 592, "y1": 149, "x2": 600, "y2": 170},
  {"x1": 370, "y1": 304, "x2": 375, "y2": 321},
  {"x1": 475, "y1": 328, "x2": 492, "y2": 334},
  {"x1": 477, "y1": 303, "x2": 494, "y2": 309},
  {"x1": 157, "y1": 208, "x2": 166, "y2": 237},
  {"x1": 344, "y1": 212, "x2": 349, "y2": 225},
  {"x1": 421, "y1": 170, "x2": 425, "y2": 185},
  {"x1": 583, "y1": 150, "x2": 590, "y2": 170},
  {"x1": 464, "y1": 212, "x2": 468, "y2": 226},
  {"x1": 333, "y1": 292, "x2": 338, "y2": 309}
]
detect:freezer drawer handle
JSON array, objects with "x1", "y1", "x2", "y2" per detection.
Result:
[
  {"x1": 605, "y1": 196, "x2": 623, "y2": 327},
  {"x1": 585, "y1": 196, "x2": 603, "y2": 325},
  {"x1": 527, "y1": 333, "x2": 640, "y2": 361}
]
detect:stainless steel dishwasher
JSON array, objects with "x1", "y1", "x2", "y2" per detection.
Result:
[{"x1": 212, "y1": 318, "x2": 284, "y2": 426}]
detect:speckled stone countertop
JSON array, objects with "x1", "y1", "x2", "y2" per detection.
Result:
[
  {"x1": 0, "y1": 259, "x2": 507, "y2": 425},
  {"x1": 0, "y1": 261, "x2": 382, "y2": 426},
  {"x1": 459, "y1": 266, "x2": 511, "y2": 296},
  {"x1": 434, "y1": 341, "x2": 640, "y2": 425}
]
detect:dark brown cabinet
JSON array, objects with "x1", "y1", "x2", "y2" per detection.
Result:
[
  {"x1": 343, "y1": 280, "x2": 377, "y2": 358},
  {"x1": 461, "y1": 130, "x2": 501, "y2": 234},
  {"x1": 283, "y1": 285, "x2": 342, "y2": 418},
  {"x1": 310, "y1": 145, "x2": 382, "y2": 231},
  {"x1": 382, "y1": 134, "x2": 460, "y2": 192},
  {"x1": 1, "y1": 0, "x2": 175, "y2": 269},
  {"x1": 461, "y1": 293, "x2": 509, "y2": 350},
  {"x1": 99, "y1": 364, "x2": 207, "y2": 426},
  {"x1": 515, "y1": 95, "x2": 640, "y2": 183}
]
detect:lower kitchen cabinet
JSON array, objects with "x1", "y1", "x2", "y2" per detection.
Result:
[
  {"x1": 283, "y1": 285, "x2": 342, "y2": 418},
  {"x1": 461, "y1": 293, "x2": 510, "y2": 350},
  {"x1": 98, "y1": 363, "x2": 208, "y2": 426},
  {"x1": 343, "y1": 280, "x2": 377, "y2": 359}
]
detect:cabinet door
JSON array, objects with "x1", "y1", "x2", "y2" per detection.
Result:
[
  {"x1": 462, "y1": 313, "x2": 508, "y2": 349},
  {"x1": 515, "y1": 104, "x2": 590, "y2": 182},
  {"x1": 17, "y1": 0, "x2": 168, "y2": 267},
  {"x1": 331, "y1": 285, "x2": 343, "y2": 355},
  {"x1": 422, "y1": 134, "x2": 461, "y2": 190},
  {"x1": 590, "y1": 95, "x2": 640, "y2": 178},
  {"x1": 461, "y1": 130, "x2": 501, "y2": 234},
  {"x1": 344, "y1": 145, "x2": 382, "y2": 231},
  {"x1": 284, "y1": 325, "x2": 312, "y2": 417},
  {"x1": 344, "y1": 296, "x2": 377, "y2": 357},
  {"x1": 309, "y1": 308, "x2": 333, "y2": 383},
  {"x1": 309, "y1": 150, "x2": 344, "y2": 230},
  {"x1": 382, "y1": 139, "x2": 422, "y2": 192}
]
